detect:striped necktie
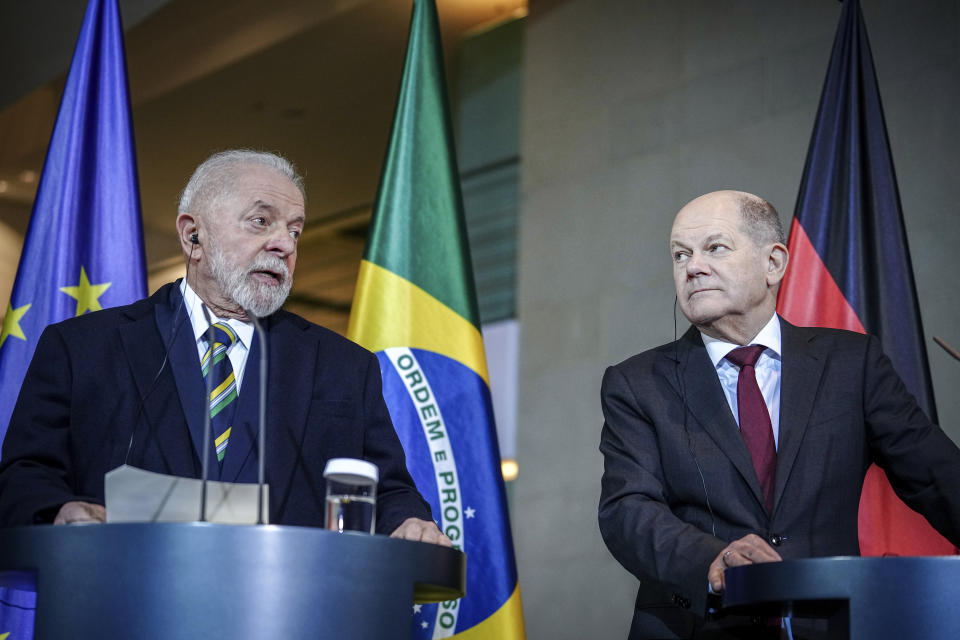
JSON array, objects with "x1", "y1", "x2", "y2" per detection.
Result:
[{"x1": 202, "y1": 322, "x2": 239, "y2": 463}]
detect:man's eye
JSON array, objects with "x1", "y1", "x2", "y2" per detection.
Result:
[
  {"x1": 290, "y1": 230, "x2": 301, "y2": 240},
  {"x1": 708, "y1": 244, "x2": 727, "y2": 253},
  {"x1": 252, "y1": 216, "x2": 267, "y2": 226},
  {"x1": 673, "y1": 252, "x2": 688, "y2": 263}
]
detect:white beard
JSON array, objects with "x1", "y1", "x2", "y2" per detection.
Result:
[{"x1": 207, "y1": 239, "x2": 291, "y2": 317}]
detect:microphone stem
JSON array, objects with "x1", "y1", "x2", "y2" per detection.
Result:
[
  {"x1": 934, "y1": 336, "x2": 960, "y2": 363},
  {"x1": 245, "y1": 309, "x2": 268, "y2": 525},
  {"x1": 199, "y1": 305, "x2": 216, "y2": 523}
]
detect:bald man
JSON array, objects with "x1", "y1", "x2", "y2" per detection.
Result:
[{"x1": 598, "y1": 191, "x2": 960, "y2": 639}]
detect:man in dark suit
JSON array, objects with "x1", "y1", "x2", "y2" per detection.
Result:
[
  {"x1": 0, "y1": 149, "x2": 449, "y2": 545},
  {"x1": 599, "y1": 190, "x2": 960, "y2": 638}
]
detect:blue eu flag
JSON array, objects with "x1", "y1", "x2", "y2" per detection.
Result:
[
  {"x1": 0, "y1": 0, "x2": 146, "y2": 444},
  {"x1": 0, "y1": 0, "x2": 145, "y2": 634}
]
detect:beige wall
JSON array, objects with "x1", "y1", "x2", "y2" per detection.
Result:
[
  {"x1": 515, "y1": 1, "x2": 960, "y2": 636},
  {"x1": 0, "y1": 220, "x2": 23, "y2": 313}
]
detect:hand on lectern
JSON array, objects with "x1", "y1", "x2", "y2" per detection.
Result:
[
  {"x1": 707, "y1": 533, "x2": 781, "y2": 593},
  {"x1": 53, "y1": 501, "x2": 106, "y2": 525},
  {"x1": 390, "y1": 517, "x2": 453, "y2": 547}
]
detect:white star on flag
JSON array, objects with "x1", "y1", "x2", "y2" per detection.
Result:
[
  {"x1": 465, "y1": 506, "x2": 476, "y2": 518},
  {"x1": 421, "y1": 621, "x2": 429, "y2": 629},
  {"x1": 413, "y1": 604, "x2": 422, "y2": 614}
]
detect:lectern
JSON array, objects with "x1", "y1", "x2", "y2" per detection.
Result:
[
  {"x1": 0, "y1": 523, "x2": 465, "y2": 639},
  {"x1": 723, "y1": 556, "x2": 960, "y2": 639}
]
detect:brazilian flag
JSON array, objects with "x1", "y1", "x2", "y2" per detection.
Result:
[{"x1": 347, "y1": 1, "x2": 525, "y2": 638}]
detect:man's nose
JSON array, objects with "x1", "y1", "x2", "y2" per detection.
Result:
[
  {"x1": 265, "y1": 228, "x2": 296, "y2": 256},
  {"x1": 685, "y1": 252, "x2": 710, "y2": 277}
]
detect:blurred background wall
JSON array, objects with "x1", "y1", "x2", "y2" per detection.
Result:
[
  {"x1": 516, "y1": 2, "x2": 960, "y2": 637},
  {"x1": 1, "y1": 1, "x2": 958, "y2": 637}
]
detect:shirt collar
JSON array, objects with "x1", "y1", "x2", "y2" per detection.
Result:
[
  {"x1": 701, "y1": 312, "x2": 782, "y2": 369},
  {"x1": 179, "y1": 279, "x2": 254, "y2": 350}
]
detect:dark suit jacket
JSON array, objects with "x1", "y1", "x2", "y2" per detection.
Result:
[
  {"x1": 0, "y1": 282, "x2": 432, "y2": 533},
  {"x1": 599, "y1": 319, "x2": 960, "y2": 639}
]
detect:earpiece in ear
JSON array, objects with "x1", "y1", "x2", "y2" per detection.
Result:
[{"x1": 190, "y1": 233, "x2": 199, "y2": 245}]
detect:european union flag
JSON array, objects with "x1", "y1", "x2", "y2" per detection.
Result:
[
  {"x1": 0, "y1": 0, "x2": 145, "y2": 633},
  {"x1": 0, "y1": 0, "x2": 146, "y2": 443}
]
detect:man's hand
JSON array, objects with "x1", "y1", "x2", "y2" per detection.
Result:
[
  {"x1": 708, "y1": 533, "x2": 781, "y2": 593},
  {"x1": 53, "y1": 501, "x2": 106, "y2": 525},
  {"x1": 390, "y1": 517, "x2": 453, "y2": 547}
]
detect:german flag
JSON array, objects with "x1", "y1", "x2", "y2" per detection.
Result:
[{"x1": 777, "y1": 0, "x2": 955, "y2": 556}]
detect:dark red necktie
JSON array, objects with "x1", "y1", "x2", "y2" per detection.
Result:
[{"x1": 725, "y1": 345, "x2": 776, "y2": 511}]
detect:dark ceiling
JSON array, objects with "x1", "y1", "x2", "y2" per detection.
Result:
[{"x1": 0, "y1": 0, "x2": 526, "y2": 333}]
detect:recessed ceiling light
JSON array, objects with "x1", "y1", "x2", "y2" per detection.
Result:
[{"x1": 18, "y1": 170, "x2": 37, "y2": 184}]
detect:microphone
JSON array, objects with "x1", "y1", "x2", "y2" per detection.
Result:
[
  {"x1": 243, "y1": 307, "x2": 268, "y2": 525},
  {"x1": 198, "y1": 305, "x2": 216, "y2": 522}
]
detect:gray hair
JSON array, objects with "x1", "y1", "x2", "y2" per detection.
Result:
[
  {"x1": 738, "y1": 194, "x2": 785, "y2": 246},
  {"x1": 178, "y1": 149, "x2": 305, "y2": 215}
]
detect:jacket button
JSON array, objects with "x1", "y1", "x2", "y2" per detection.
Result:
[{"x1": 769, "y1": 534, "x2": 783, "y2": 546}]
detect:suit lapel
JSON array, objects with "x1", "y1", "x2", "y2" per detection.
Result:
[
  {"x1": 117, "y1": 286, "x2": 183, "y2": 472},
  {"x1": 118, "y1": 293, "x2": 172, "y2": 419},
  {"x1": 116, "y1": 284, "x2": 200, "y2": 476},
  {"x1": 674, "y1": 327, "x2": 767, "y2": 510},
  {"x1": 263, "y1": 312, "x2": 317, "y2": 519},
  {"x1": 154, "y1": 284, "x2": 216, "y2": 476},
  {"x1": 771, "y1": 319, "x2": 825, "y2": 514}
]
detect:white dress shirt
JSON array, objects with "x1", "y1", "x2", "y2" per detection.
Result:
[
  {"x1": 180, "y1": 280, "x2": 254, "y2": 391},
  {"x1": 700, "y1": 313, "x2": 782, "y2": 449}
]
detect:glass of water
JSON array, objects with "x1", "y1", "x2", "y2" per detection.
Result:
[{"x1": 323, "y1": 458, "x2": 378, "y2": 534}]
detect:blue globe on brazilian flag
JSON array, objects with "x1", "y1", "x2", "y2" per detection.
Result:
[{"x1": 347, "y1": 2, "x2": 525, "y2": 638}]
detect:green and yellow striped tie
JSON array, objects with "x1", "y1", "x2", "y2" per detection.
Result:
[{"x1": 202, "y1": 322, "x2": 238, "y2": 463}]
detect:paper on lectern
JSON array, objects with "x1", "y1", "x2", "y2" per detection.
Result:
[{"x1": 104, "y1": 465, "x2": 269, "y2": 524}]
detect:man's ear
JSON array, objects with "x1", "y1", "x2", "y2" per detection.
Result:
[
  {"x1": 176, "y1": 212, "x2": 201, "y2": 258},
  {"x1": 767, "y1": 242, "x2": 789, "y2": 286}
]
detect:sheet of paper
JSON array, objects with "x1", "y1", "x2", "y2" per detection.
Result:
[{"x1": 104, "y1": 464, "x2": 269, "y2": 525}]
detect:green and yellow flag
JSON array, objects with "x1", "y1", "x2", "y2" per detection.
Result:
[{"x1": 348, "y1": 1, "x2": 525, "y2": 637}]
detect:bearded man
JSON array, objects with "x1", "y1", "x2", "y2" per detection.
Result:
[{"x1": 0, "y1": 150, "x2": 449, "y2": 546}]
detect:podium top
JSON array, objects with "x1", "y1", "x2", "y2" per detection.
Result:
[
  {"x1": 0, "y1": 523, "x2": 466, "y2": 639},
  {"x1": 723, "y1": 556, "x2": 960, "y2": 639},
  {"x1": 0, "y1": 522, "x2": 464, "y2": 602}
]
